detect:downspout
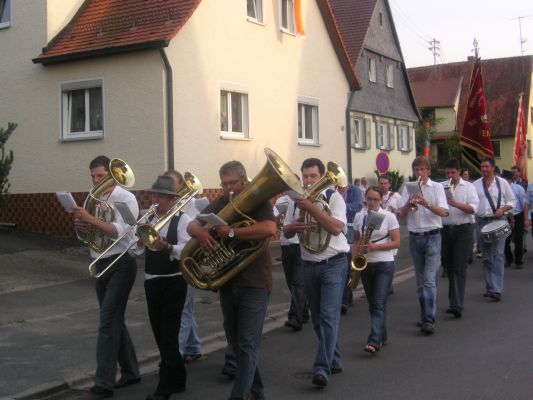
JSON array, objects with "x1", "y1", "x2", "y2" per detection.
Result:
[
  {"x1": 159, "y1": 48, "x2": 174, "y2": 170},
  {"x1": 345, "y1": 90, "x2": 356, "y2": 183}
]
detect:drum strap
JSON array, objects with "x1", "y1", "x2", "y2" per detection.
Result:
[{"x1": 482, "y1": 177, "x2": 501, "y2": 214}]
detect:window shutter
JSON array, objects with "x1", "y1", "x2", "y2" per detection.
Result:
[
  {"x1": 364, "y1": 119, "x2": 371, "y2": 149},
  {"x1": 388, "y1": 124, "x2": 394, "y2": 150},
  {"x1": 375, "y1": 121, "x2": 381, "y2": 148},
  {"x1": 407, "y1": 127, "x2": 413, "y2": 151},
  {"x1": 397, "y1": 126, "x2": 403, "y2": 150}
]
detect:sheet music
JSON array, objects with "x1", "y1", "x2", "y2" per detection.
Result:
[
  {"x1": 56, "y1": 192, "x2": 78, "y2": 213},
  {"x1": 366, "y1": 210, "x2": 385, "y2": 230},
  {"x1": 405, "y1": 181, "x2": 422, "y2": 197},
  {"x1": 114, "y1": 202, "x2": 136, "y2": 225},
  {"x1": 197, "y1": 213, "x2": 227, "y2": 226}
]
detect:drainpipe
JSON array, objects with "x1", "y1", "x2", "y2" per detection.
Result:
[
  {"x1": 345, "y1": 90, "x2": 356, "y2": 183},
  {"x1": 159, "y1": 48, "x2": 174, "y2": 170}
]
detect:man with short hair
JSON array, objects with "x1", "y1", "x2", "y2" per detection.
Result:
[
  {"x1": 187, "y1": 161, "x2": 276, "y2": 400},
  {"x1": 283, "y1": 158, "x2": 349, "y2": 388},
  {"x1": 399, "y1": 156, "x2": 449, "y2": 334},
  {"x1": 440, "y1": 159, "x2": 479, "y2": 318},
  {"x1": 379, "y1": 175, "x2": 401, "y2": 217},
  {"x1": 502, "y1": 170, "x2": 527, "y2": 268},
  {"x1": 511, "y1": 165, "x2": 527, "y2": 190},
  {"x1": 73, "y1": 155, "x2": 140, "y2": 398},
  {"x1": 473, "y1": 157, "x2": 516, "y2": 301}
]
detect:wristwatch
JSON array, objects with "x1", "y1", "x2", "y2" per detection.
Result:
[{"x1": 228, "y1": 228, "x2": 235, "y2": 238}]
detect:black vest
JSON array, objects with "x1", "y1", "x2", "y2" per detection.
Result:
[{"x1": 145, "y1": 213, "x2": 182, "y2": 276}]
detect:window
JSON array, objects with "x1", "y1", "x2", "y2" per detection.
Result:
[
  {"x1": 247, "y1": 0, "x2": 263, "y2": 23},
  {"x1": 386, "y1": 64, "x2": 394, "y2": 88},
  {"x1": 376, "y1": 120, "x2": 394, "y2": 151},
  {"x1": 530, "y1": 107, "x2": 533, "y2": 124},
  {"x1": 351, "y1": 117, "x2": 371, "y2": 149},
  {"x1": 297, "y1": 99, "x2": 319, "y2": 145},
  {"x1": 397, "y1": 125, "x2": 412, "y2": 151},
  {"x1": 220, "y1": 89, "x2": 249, "y2": 139},
  {"x1": 491, "y1": 140, "x2": 501, "y2": 158},
  {"x1": 280, "y1": 0, "x2": 295, "y2": 34},
  {"x1": 527, "y1": 140, "x2": 532, "y2": 158},
  {"x1": 379, "y1": 12, "x2": 383, "y2": 27},
  {"x1": 61, "y1": 79, "x2": 103, "y2": 141},
  {"x1": 0, "y1": 0, "x2": 11, "y2": 29},
  {"x1": 368, "y1": 58, "x2": 377, "y2": 83}
]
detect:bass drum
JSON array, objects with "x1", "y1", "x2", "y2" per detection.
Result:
[{"x1": 481, "y1": 220, "x2": 511, "y2": 243}]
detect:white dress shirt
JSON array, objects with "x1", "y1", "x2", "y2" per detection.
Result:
[
  {"x1": 473, "y1": 176, "x2": 516, "y2": 217},
  {"x1": 274, "y1": 195, "x2": 299, "y2": 246},
  {"x1": 353, "y1": 208, "x2": 399, "y2": 262},
  {"x1": 382, "y1": 191, "x2": 401, "y2": 212},
  {"x1": 440, "y1": 178, "x2": 479, "y2": 225},
  {"x1": 400, "y1": 178, "x2": 449, "y2": 232},
  {"x1": 284, "y1": 189, "x2": 349, "y2": 262}
]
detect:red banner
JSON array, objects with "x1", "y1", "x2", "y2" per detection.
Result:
[
  {"x1": 513, "y1": 94, "x2": 528, "y2": 180},
  {"x1": 460, "y1": 58, "x2": 494, "y2": 173}
]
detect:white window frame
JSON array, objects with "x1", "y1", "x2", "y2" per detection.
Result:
[
  {"x1": 297, "y1": 96, "x2": 319, "y2": 146},
  {"x1": 60, "y1": 78, "x2": 104, "y2": 142},
  {"x1": 280, "y1": 0, "x2": 295, "y2": 34},
  {"x1": 375, "y1": 118, "x2": 394, "y2": 151},
  {"x1": 386, "y1": 64, "x2": 394, "y2": 88},
  {"x1": 369, "y1": 57, "x2": 377, "y2": 83},
  {"x1": 247, "y1": 0, "x2": 264, "y2": 24},
  {"x1": 0, "y1": 0, "x2": 12, "y2": 29},
  {"x1": 219, "y1": 82, "x2": 250, "y2": 140},
  {"x1": 397, "y1": 124, "x2": 412, "y2": 152},
  {"x1": 351, "y1": 117, "x2": 364, "y2": 149}
]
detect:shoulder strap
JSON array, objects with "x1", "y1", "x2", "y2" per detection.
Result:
[
  {"x1": 324, "y1": 188, "x2": 335, "y2": 204},
  {"x1": 166, "y1": 212, "x2": 182, "y2": 245}
]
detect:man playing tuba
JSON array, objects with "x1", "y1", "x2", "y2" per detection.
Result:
[
  {"x1": 186, "y1": 161, "x2": 276, "y2": 400},
  {"x1": 283, "y1": 158, "x2": 349, "y2": 389},
  {"x1": 73, "y1": 155, "x2": 140, "y2": 398}
]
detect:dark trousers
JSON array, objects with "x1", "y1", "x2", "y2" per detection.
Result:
[
  {"x1": 505, "y1": 212, "x2": 524, "y2": 265},
  {"x1": 281, "y1": 244, "x2": 309, "y2": 323},
  {"x1": 94, "y1": 254, "x2": 140, "y2": 390},
  {"x1": 144, "y1": 275, "x2": 187, "y2": 394},
  {"x1": 441, "y1": 223, "x2": 474, "y2": 310}
]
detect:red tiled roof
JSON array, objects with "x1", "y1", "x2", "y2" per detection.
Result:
[
  {"x1": 33, "y1": 0, "x2": 202, "y2": 64},
  {"x1": 408, "y1": 56, "x2": 532, "y2": 138},
  {"x1": 410, "y1": 77, "x2": 462, "y2": 107}
]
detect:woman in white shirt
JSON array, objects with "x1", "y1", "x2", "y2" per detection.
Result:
[{"x1": 352, "y1": 187, "x2": 400, "y2": 354}]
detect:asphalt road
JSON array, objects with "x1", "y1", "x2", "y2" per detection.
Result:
[{"x1": 1, "y1": 227, "x2": 533, "y2": 400}]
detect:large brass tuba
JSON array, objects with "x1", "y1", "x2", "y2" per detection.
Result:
[
  {"x1": 298, "y1": 162, "x2": 347, "y2": 254},
  {"x1": 180, "y1": 148, "x2": 303, "y2": 291},
  {"x1": 78, "y1": 158, "x2": 135, "y2": 252}
]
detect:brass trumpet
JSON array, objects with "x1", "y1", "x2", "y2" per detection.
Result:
[{"x1": 408, "y1": 176, "x2": 423, "y2": 212}]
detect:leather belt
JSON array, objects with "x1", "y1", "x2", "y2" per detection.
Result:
[
  {"x1": 306, "y1": 252, "x2": 345, "y2": 265},
  {"x1": 409, "y1": 229, "x2": 441, "y2": 236}
]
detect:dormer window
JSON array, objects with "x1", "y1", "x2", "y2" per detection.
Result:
[
  {"x1": 386, "y1": 64, "x2": 394, "y2": 88},
  {"x1": 247, "y1": 0, "x2": 263, "y2": 23},
  {"x1": 0, "y1": 0, "x2": 12, "y2": 29},
  {"x1": 379, "y1": 12, "x2": 383, "y2": 27},
  {"x1": 368, "y1": 58, "x2": 377, "y2": 83}
]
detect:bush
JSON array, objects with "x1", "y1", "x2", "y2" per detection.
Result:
[{"x1": 0, "y1": 122, "x2": 17, "y2": 208}]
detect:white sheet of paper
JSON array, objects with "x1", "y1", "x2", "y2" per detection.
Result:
[
  {"x1": 405, "y1": 181, "x2": 422, "y2": 197},
  {"x1": 114, "y1": 202, "x2": 136, "y2": 225},
  {"x1": 197, "y1": 213, "x2": 227, "y2": 226},
  {"x1": 56, "y1": 192, "x2": 78, "y2": 213}
]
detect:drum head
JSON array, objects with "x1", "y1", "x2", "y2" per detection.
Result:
[{"x1": 481, "y1": 220, "x2": 507, "y2": 233}]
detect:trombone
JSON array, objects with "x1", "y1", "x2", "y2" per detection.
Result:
[{"x1": 88, "y1": 172, "x2": 203, "y2": 278}]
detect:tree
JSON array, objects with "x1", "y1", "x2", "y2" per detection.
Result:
[{"x1": 0, "y1": 122, "x2": 16, "y2": 208}]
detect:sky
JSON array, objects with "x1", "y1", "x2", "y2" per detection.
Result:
[{"x1": 388, "y1": 0, "x2": 533, "y2": 68}]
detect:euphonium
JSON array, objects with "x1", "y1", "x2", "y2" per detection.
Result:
[
  {"x1": 298, "y1": 162, "x2": 347, "y2": 254},
  {"x1": 78, "y1": 158, "x2": 135, "y2": 253},
  {"x1": 180, "y1": 148, "x2": 303, "y2": 291}
]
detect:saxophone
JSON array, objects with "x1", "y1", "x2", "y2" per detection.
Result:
[{"x1": 347, "y1": 223, "x2": 375, "y2": 289}]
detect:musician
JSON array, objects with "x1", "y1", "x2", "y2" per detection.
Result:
[
  {"x1": 142, "y1": 176, "x2": 192, "y2": 400},
  {"x1": 378, "y1": 175, "x2": 401, "y2": 217},
  {"x1": 163, "y1": 170, "x2": 202, "y2": 363},
  {"x1": 283, "y1": 158, "x2": 349, "y2": 388},
  {"x1": 511, "y1": 165, "x2": 527, "y2": 190},
  {"x1": 440, "y1": 159, "x2": 479, "y2": 318},
  {"x1": 502, "y1": 170, "x2": 527, "y2": 269},
  {"x1": 274, "y1": 194, "x2": 309, "y2": 331},
  {"x1": 399, "y1": 156, "x2": 448, "y2": 334},
  {"x1": 353, "y1": 186, "x2": 400, "y2": 353},
  {"x1": 473, "y1": 157, "x2": 516, "y2": 301},
  {"x1": 73, "y1": 155, "x2": 140, "y2": 398},
  {"x1": 186, "y1": 161, "x2": 276, "y2": 400}
]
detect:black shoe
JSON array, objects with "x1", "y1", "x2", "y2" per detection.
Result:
[
  {"x1": 183, "y1": 353, "x2": 202, "y2": 363},
  {"x1": 516, "y1": 262, "x2": 523, "y2": 269},
  {"x1": 420, "y1": 324, "x2": 435, "y2": 334},
  {"x1": 146, "y1": 394, "x2": 169, "y2": 400},
  {"x1": 445, "y1": 307, "x2": 462, "y2": 318},
  {"x1": 331, "y1": 367, "x2": 343, "y2": 374},
  {"x1": 488, "y1": 292, "x2": 501, "y2": 302},
  {"x1": 115, "y1": 377, "x2": 141, "y2": 389},
  {"x1": 341, "y1": 304, "x2": 348, "y2": 315},
  {"x1": 221, "y1": 361, "x2": 236, "y2": 378},
  {"x1": 312, "y1": 374, "x2": 328, "y2": 387},
  {"x1": 285, "y1": 318, "x2": 302, "y2": 331},
  {"x1": 88, "y1": 385, "x2": 113, "y2": 398}
]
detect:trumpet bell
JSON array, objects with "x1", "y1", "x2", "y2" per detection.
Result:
[{"x1": 109, "y1": 158, "x2": 135, "y2": 188}]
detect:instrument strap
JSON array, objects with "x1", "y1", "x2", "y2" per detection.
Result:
[{"x1": 482, "y1": 177, "x2": 501, "y2": 214}]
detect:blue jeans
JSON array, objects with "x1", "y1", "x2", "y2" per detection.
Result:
[
  {"x1": 94, "y1": 254, "x2": 140, "y2": 390},
  {"x1": 281, "y1": 244, "x2": 309, "y2": 323},
  {"x1": 219, "y1": 285, "x2": 270, "y2": 400},
  {"x1": 361, "y1": 261, "x2": 395, "y2": 346},
  {"x1": 409, "y1": 233, "x2": 441, "y2": 328},
  {"x1": 477, "y1": 219, "x2": 506, "y2": 293},
  {"x1": 303, "y1": 256, "x2": 347, "y2": 380},
  {"x1": 179, "y1": 284, "x2": 201, "y2": 356}
]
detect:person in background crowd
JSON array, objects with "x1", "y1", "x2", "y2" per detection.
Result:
[
  {"x1": 379, "y1": 175, "x2": 401, "y2": 217},
  {"x1": 461, "y1": 169, "x2": 471, "y2": 182},
  {"x1": 440, "y1": 159, "x2": 479, "y2": 319},
  {"x1": 511, "y1": 165, "x2": 527, "y2": 190},
  {"x1": 361, "y1": 177, "x2": 369, "y2": 193},
  {"x1": 502, "y1": 170, "x2": 527, "y2": 269},
  {"x1": 473, "y1": 157, "x2": 516, "y2": 302},
  {"x1": 399, "y1": 156, "x2": 449, "y2": 335}
]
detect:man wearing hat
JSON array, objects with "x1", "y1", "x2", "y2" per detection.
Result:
[{"x1": 143, "y1": 175, "x2": 192, "y2": 400}]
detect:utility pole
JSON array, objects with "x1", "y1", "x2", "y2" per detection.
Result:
[
  {"x1": 515, "y1": 15, "x2": 532, "y2": 56},
  {"x1": 428, "y1": 38, "x2": 440, "y2": 79}
]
